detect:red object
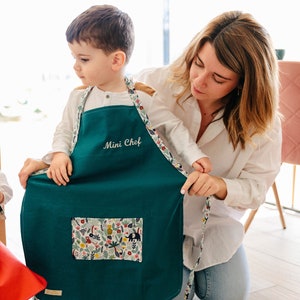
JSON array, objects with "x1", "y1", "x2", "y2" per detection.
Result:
[{"x1": 0, "y1": 241, "x2": 47, "y2": 300}]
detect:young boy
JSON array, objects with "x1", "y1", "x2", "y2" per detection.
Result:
[{"x1": 19, "y1": 4, "x2": 211, "y2": 188}]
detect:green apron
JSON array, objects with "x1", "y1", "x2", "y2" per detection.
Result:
[{"x1": 21, "y1": 79, "x2": 187, "y2": 300}]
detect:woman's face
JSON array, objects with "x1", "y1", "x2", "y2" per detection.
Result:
[{"x1": 190, "y1": 42, "x2": 240, "y2": 104}]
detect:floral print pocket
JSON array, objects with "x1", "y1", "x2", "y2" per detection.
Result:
[{"x1": 71, "y1": 217, "x2": 143, "y2": 262}]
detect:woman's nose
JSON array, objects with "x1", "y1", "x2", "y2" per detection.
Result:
[{"x1": 194, "y1": 72, "x2": 208, "y2": 87}]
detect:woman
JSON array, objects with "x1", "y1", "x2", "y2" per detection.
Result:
[{"x1": 136, "y1": 10, "x2": 281, "y2": 300}]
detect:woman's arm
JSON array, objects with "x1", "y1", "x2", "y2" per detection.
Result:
[
  {"x1": 18, "y1": 159, "x2": 49, "y2": 188},
  {"x1": 181, "y1": 115, "x2": 282, "y2": 209}
]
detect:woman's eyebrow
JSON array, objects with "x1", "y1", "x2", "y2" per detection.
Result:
[
  {"x1": 196, "y1": 55, "x2": 232, "y2": 81},
  {"x1": 214, "y1": 72, "x2": 232, "y2": 81}
]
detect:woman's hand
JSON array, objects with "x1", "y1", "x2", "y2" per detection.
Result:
[
  {"x1": 181, "y1": 171, "x2": 227, "y2": 199},
  {"x1": 18, "y1": 158, "x2": 49, "y2": 188}
]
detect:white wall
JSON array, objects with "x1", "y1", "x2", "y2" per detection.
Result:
[
  {"x1": 0, "y1": 0, "x2": 164, "y2": 112},
  {"x1": 168, "y1": 0, "x2": 299, "y2": 62}
]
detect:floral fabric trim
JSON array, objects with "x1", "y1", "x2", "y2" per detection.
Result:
[
  {"x1": 125, "y1": 77, "x2": 188, "y2": 177},
  {"x1": 72, "y1": 217, "x2": 143, "y2": 262},
  {"x1": 70, "y1": 86, "x2": 92, "y2": 153}
]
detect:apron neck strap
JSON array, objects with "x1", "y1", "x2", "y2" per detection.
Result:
[{"x1": 125, "y1": 76, "x2": 187, "y2": 177}]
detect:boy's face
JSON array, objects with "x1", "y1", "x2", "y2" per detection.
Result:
[{"x1": 69, "y1": 41, "x2": 118, "y2": 90}]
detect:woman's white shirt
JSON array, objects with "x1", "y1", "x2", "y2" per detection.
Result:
[{"x1": 135, "y1": 66, "x2": 282, "y2": 270}]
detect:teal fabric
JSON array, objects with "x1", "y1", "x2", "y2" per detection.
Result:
[{"x1": 21, "y1": 104, "x2": 186, "y2": 299}]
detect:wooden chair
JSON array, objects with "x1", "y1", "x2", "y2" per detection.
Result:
[
  {"x1": 0, "y1": 147, "x2": 6, "y2": 244},
  {"x1": 244, "y1": 61, "x2": 300, "y2": 232}
]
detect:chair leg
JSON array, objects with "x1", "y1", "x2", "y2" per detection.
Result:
[
  {"x1": 244, "y1": 181, "x2": 287, "y2": 233},
  {"x1": 272, "y1": 182, "x2": 286, "y2": 229},
  {"x1": 0, "y1": 218, "x2": 6, "y2": 245},
  {"x1": 244, "y1": 208, "x2": 258, "y2": 233},
  {"x1": 292, "y1": 164, "x2": 296, "y2": 209}
]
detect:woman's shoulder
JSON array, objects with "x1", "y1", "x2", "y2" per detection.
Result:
[
  {"x1": 252, "y1": 112, "x2": 282, "y2": 146},
  {"x1": 133, "y1": 81, "x2": 156, "y2": 112},
  {"x1": 134, "y1": 81, "x2": 156, "y2": 96},
  {"x1": 134, "y1": 66, "x2": 171, "y2": 89},
  {"x1": 270, "y1": 112, "x2": 282, "y2": 139}
]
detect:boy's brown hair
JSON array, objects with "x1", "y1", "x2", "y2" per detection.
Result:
[{"x1": 66, "y1": 5, "x2": 135, "y2": 63}]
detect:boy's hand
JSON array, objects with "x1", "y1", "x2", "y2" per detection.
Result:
[
  {"x1": 47, "y1": 152, "x2": 73, "y2": 186},
  {"x1": 192, "y1": 157, "x2": 212, "y2": 173}
]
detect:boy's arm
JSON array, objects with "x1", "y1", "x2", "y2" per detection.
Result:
[
  {"x1": 42, "y1": 89, "x2": 80, "y2": 164},
  {"x1": 193, "y1": 157, "x2": 213, "y2": 173},
  {"x1": 148, "y1": 93, "x2": 209, "y2": 168},
  {"x1": 19, "y1": 88, "x2": 82, "y2": 188}
]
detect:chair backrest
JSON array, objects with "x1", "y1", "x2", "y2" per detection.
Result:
[{"x1": 278, "y1": 61, "x2": 300, "y2": 165}]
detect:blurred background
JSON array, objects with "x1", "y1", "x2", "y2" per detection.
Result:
[{"x1": 1, "y1": 0, "x2": 299, "y2": 124}]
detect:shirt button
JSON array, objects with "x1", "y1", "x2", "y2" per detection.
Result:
[{"x1": 106, "y1": 94, "x2": 110, "y2": 99}]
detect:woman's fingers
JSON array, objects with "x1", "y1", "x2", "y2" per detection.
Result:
[
  {"x1": 180, "y1": 171, "x2": 201, "y2": 195},
  {"x1": 181, "y1": 172, "x2": 218, "y2": 196}
]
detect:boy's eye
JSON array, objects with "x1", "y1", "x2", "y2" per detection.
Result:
[{"x1": 80, "y1": 58, "x2": 89, "y2": 62}]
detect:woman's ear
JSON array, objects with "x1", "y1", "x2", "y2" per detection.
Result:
[{"x1": 111, "y1": 51, "x2": 126, "y2": 71}]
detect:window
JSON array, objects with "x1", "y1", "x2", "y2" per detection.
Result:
[{"x1": 0, "y1": 0, "x2": 298, "y2": 114}]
